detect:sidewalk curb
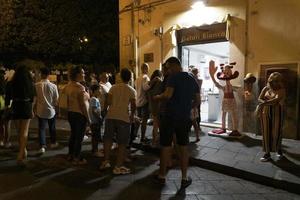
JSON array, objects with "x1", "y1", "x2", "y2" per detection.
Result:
[{"x1": 132, "y1": 143, "x2": 300, "y2": 195}]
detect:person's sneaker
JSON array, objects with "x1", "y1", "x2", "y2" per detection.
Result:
[
  {"x1": 113, "y1": 166, "x2": 131, "y2": 175},
  {"x1": 276, "y1": 152, "x2": 284, "y2": 159},
  {"x1": 99, "y1": 160, "x2": 111, "y2": 170},
  {"x1": 181, "y1": 177, "x2": 192, "y2": 189},
  {"x1": 50, "y1": 143, "x2": 59, "y2": 149},
  {"x1": 83, "y1": 135, "x2": 89, "y2": 142},
  {"x1": 260, "y1": 154, "x2": 271, "y2": 162},
  {"x1": 93, "y1": 151, "x2": 104, "y2": 158},
  {"x1": 38, "y1": 147, "x2": 46, "y2": 154},
  {"x1": 0, "y1": 141, "x2": 4, "y2": 147}
]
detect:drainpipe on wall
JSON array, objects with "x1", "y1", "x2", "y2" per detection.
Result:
[
  {"x1": 245, "y1": 0, "x2": 249, "y2": 74},
  {"x1": 131, "y1": 3, "x2": 139, "y2": 77}
]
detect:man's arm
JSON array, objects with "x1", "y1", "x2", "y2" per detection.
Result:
[
  {"x1": 153, "y1": 87, "x2": 174, "y2": 101},
  {"x1": 104, "y1": 92, "x2": 112, "y2": 112},
  {"x1": 78, "y1": 91, "x2": 91, "y2": 124},
  {"x1": 192, "y1": 93, "x2": 201, "y2": 108},
  {"x1": 54, "y1": 85, "x2": 59, "y2": 106}
]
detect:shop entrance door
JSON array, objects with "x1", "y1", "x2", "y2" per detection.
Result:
[{"x1": 181, "y1": 41, "x2": 229, "y2": 126}]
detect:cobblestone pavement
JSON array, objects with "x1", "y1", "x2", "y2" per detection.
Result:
[{"x1": 0, "y1": 138, "x2": 300, "y2": 200}]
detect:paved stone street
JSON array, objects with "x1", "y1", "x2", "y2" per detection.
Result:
[
  {"x1": 28, "y1": 118, "x2": 300, "y2": 191},
  {"x1": 0, "y1": 118, "x2": 299, "y2": 199},
  {"x1": 1, "y1": 137, "x2": 300, "y2": 200}
]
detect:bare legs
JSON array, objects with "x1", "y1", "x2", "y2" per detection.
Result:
[
  {"x1": 0, "y1": 120, "x2": 11, "y2": 146},
  {"x1": 221, "y1": 111, "x2": 226, "y2": 129},
  {"x1": 140, "y1": 117, "x2": 147, "y2": 142},
  {"x1": 103, "y1": 139, "x2": 126, "y2": 167},
  {"x1": 103, "y1": 139, "x2": 113, "y2": 162},
  {"x1": 159, "y1": 145, "x2": 189, "y2": 180},
  {"x1": 16, "y1": 119, "x2": 31, "y2": 162},
  {"x1": 192, "y1": 119, "x2": 200, "y2": 142},
  {"x1": 231, "y1": 110, "x2": 238, "y2": 131},
  {"x1": 159, "y1": 146, "x2": 172, "y2": 178}
]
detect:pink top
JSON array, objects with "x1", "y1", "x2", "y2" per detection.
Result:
[{"x1": 64, "y1": 81, "x2": 90, "y2": 117}]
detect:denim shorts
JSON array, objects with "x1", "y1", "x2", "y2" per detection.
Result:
[{"x1": 103, "y1": 119, "x2": 131, "y2": 145}]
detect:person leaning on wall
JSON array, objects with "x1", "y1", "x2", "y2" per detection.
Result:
[{"x1": 256, "y1": 72, "x2": 286, "y2": 162}]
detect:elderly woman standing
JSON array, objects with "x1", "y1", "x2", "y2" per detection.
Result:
[
  {"x1": 64, "y1": 66, "x2": 90, "y2": 165},
  {"x1": 256, "y1": 72, "x2": 286, "y2": 162}
]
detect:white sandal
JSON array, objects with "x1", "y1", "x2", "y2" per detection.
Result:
[{"x1": 113, "y1": 166, "x2": 131, "y2": 175}]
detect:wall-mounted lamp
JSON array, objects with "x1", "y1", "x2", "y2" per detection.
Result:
[{"x1": 153, "y1": 26, "x2": 163, "y2": 38}]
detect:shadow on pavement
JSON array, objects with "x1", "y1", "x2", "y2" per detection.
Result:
[
  {"x1": 0, "y1": 150, "x2": 159, "y2": 200},
  {"x1": 271, "y1": 156, "x2": 300, "y2": 178}
]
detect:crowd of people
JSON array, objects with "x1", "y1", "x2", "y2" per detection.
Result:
[
  {"x1": 0, "y1": 56, "x2": 202, "y2": 189},
  {"x1": 0, "y1": 56, "x2": 285, "y2": 190}
]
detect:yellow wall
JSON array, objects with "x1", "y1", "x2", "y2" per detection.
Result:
[
  {"x1": 119, "y1": 0, "x2": 300, "y2": 134},
  {"x1": 119, "y1": 0, "x2": 247, "y2": 80},
  {"x1": 247, "y1": 0, "x2": 300, "y2": 76}
]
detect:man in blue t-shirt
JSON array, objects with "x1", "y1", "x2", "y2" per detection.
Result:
[{"x1": 154, "y1": 57, "x2": 200, "y2": 189}]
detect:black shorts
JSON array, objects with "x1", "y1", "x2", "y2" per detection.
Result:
[
  {"x1": 159, "y1": 115, "x2": 191, "y2": 146},
  {"x1": 137, "y1": 103, "x2": 149, "y2": 119},
  {"x1": 11, "y1": 101, "x2": 33, "y2": 119}
]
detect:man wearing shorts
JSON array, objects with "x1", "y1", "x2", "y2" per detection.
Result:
[
  {"x1": 135, "y1": 63, "x2": 157, "y2": 143},
  {"x1": 100, "y1": 68, "x2": 136, "y2": 175},
  {"x1": 154, "y1": 57, "x2": 200, "y2": 189}
]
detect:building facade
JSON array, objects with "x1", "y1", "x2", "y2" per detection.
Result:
[{"x1": 119, "y1": 0, "x2": 300, "y2": 139}]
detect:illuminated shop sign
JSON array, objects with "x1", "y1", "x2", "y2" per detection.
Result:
[{"x1": 176, "y1": 22, "x2": 228, "y2": 45}]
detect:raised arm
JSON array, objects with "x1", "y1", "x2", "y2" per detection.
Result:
[{"x1": 209, "y1": 60, "x2": 222, "y2": 89}]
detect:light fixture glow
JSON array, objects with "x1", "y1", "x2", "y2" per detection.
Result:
[{"x1": 191, "y1": 1, "x2": 205, "y2": 10}]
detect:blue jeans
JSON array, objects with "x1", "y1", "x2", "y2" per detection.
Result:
[
  {"x1": 68, "y1": 112, "x2": 87, "y2": 159},
  {"x1": 38, "y1": 116, "x2": 56, "y2": 147}
]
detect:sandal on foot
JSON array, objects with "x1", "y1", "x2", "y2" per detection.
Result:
[
  {"x1": 99, "y1": 160, "x2": 111, "y2": 170},
  {"x1": 113, "y1": 166, "x2": 131, "y2": 175}
]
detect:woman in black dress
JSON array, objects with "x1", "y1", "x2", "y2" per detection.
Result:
[{"x1": 6, "y1": 65, "x2": 36, "y2": 164}]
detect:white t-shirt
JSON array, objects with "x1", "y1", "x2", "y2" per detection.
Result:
[
  {"x1": 35, "y1": 79, "x2": 59, "y2": 119},
  {"x1": 106, "y1": 83, "x2": 136, "y2": 123},
  {"x1": 99, "y1": 81, "x2": 112, "y2": 108},
  {"x1": 135, "y1": 74, "x2": 150, "y2": 107}
]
